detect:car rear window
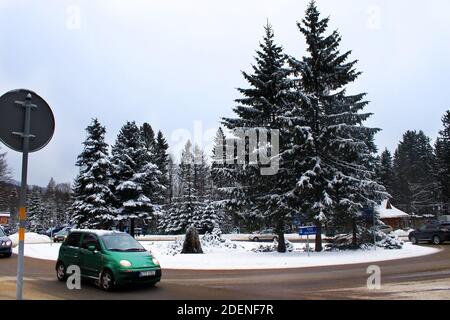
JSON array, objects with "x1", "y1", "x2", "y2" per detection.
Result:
[{"x1": 65, "y1": 232, "x2": 82, "y2": 247}]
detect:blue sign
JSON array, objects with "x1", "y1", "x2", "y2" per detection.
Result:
[{"x1": 298, "y1": 226, "x2": 317, "y2": 236}]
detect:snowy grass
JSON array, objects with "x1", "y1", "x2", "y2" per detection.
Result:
[{"x1": 13, "y1": 239, "x2": 439, "y2": 270}]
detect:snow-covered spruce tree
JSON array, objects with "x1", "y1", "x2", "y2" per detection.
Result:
[
  {"x1": 287, "y1": 1, "x2": 386, "y2": 251},
  {"x1": 154, "y1": 131, "x2": 170, "y2": 203},
  {"x1": 111, "y1": 121, "x2": 163, "y2": 235},
  {"x1": 392, "y1": 130, "x2": 438, "y2": 216},
  {"x1": 27, "y1": 187, "x2": 44, "y2": 231},
  {"x1": 435, "y1": 111, "x2": 450, "y2": 216},
  {"x1": 211, "y1": 128, "x2": 234, "y2": 232},
  {"x1": 141, "y1": 123, "x2": 156, "y2": 162},
  {"x1": 222, "y1": 22, "x2": 293, "y2": 252},
  {"x1": 0, "y1": 146, "x2": 11, "y2": 183},
  {"x1": 71, "y1": 119, "x2": 115, "y2": 229},
  {"x1": 163, "y1": 141, "x2": 202, "y2": 233}
]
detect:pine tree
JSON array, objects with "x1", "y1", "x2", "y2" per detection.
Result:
[
  {"x1": 287, "y1": 1, "x2": 386, "y2": 250},
  {"x1": 154, "y1": 131, "x2": 170, "y2": 204},
  {"x1": 27, "y1": 187, "x2": 44, "y2": 231},
  {"x1": 141, "y1": 123, "x2": 156, "y2": 162},
  {"x1": 222, "y1": 22, "x2": 293, "y2": 252},
  {"x1": 392, "y1": 130, "x2": 438, "y2": 216},
  {"x1": 162, "y1": 141, "x2": 203, "y2": 233},
  {"x1": 0, "y1": 146, "x2": 11, "y2": 183},
  {"x1": 111, "y1": 121, "x2": 162, "y2": 235},
  {"x1": 435, "y1": 111, "x2": 450, "y2": 215},
  {"x1": 377, "y1": 149, "x2": 395, "y2": 197},
  {"x1": 71, "y1": 119, "x2": 115, "y2": 229}
]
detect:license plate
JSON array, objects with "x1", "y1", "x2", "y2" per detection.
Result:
[{"x1": 139, "y1": 271, "x2": 156, "y2": 277}]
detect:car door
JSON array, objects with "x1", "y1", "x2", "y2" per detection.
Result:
[
  {"x1": 60, "y1": 232, "x2": 82, "y2": 268},
  {"x1": 79, "y1": 233, "x2": 103, "y2": 279}
]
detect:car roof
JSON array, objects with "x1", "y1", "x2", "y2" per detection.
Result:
[{"x1": 70, "y1": 229, "x2": 126, "y2": 237}]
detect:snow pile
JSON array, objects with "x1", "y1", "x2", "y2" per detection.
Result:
[
  {"x1": 393, "y1": 229, "x2": 414, "y2": 237},
  {"x1": 9, "y1": 232, "x2": 51, "y2": 247}
]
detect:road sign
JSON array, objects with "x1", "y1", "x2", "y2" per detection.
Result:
[
  {"x1": 298, "y1": 226, "x2": 317, "y2": 236},
  {"x1": 0, "y1": 89, "x2": 54, "y2": 300},
  {"x1": 0, "y1": 89, "x2": 55, "y2": 153}
]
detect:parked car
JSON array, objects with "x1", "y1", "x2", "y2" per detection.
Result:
[
  {"x1": 409, "y1": 222, "x2": 450, "y2": 245},
  {"x1": 55, "y1": 230, "x2": 161, "y2": 291},
  {"x1": 0, "y1": 227, "x2": 12, "y2": 258},
  {"x1": 248, "y1": 229, "x2": 278, "y2": 242},
  {"x1": 46, "y1": 226, "x2": 64, "y2": 238},
  {"x1": 53, "y1": 227, "x2": 72, "y2": 243}
]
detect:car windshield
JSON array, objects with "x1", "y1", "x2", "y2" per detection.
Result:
[
  {"x1": 0, "y1": 228, "x2": 5, "y2": 237},
  {"x1": 101, "y1": 233, "x2": 146, "y2": 252}
]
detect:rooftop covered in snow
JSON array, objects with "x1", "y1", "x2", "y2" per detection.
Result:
[{"x1": 376, "y1": 200, "x2": 409, "y2": 219}]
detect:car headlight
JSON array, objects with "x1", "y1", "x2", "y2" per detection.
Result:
[
  {"x1": 5, "y1": 240, "x2": 12, "y2": 247},
  {"x1": 152, "y1": 257, "x2": 160, "y2": 266},
  {"x1": 119, "y1": 260, "x2": 132, "y2": 267}
]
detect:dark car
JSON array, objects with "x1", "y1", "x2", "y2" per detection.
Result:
[
  {"x1": 53, "y1": 227, "x2": 72, "y2": 243},
  {"x1": 409, "y1": 222, "x2": 450, "y2": 245},
  {"x1": 0, "y1": 227, "x2": 12, "y2": 258},
  {"x1": 46, "y1": 226, "x2": 64, "y2": 238}
]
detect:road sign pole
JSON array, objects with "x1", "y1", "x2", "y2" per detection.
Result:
[{"x1": 14, "y1": 94, "x2": 35, "y2": 300}]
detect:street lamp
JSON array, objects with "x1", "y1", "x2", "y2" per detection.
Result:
[{"x1": 50, "y1": 219, "x2": 54, "y2": 245}]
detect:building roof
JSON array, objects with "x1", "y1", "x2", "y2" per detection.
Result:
[
  {"x1": 0, "y1": 213, "x2": 10, "y2": 217},
  {"x1": 376, "y1": 200, "x2": 409, "y2": 219}
]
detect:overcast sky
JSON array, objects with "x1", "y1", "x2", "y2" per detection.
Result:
[{"x1": 0, "y1": 0, "x2": 449, "y2": 186}]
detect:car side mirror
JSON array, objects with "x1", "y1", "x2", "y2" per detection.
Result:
[{"x1": 88, "y1": 245, "x2": 97, "y2": 252}]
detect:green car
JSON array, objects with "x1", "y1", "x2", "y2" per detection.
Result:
[{"x1": 55, "y1": 230, "x2": 161, "y2": 291}]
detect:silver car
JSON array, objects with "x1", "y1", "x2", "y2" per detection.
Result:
[{"x1": 248, "y1": 229, "x2": 279, "y2": 242}]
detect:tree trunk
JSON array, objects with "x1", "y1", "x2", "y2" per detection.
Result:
[
  {"x1": 277, "y1": 232, "x2": 286, "y2": 253},
  {"x1": 352, "y1": 217, "x2": 358, "y2": 249},
  {"x1": 130, "y1": 218, "x2": 135, "y2": 238},
  {"x1": 276, "y1": 219, "x2": 286, "y2": 253},
  {"x1": 315, "y1": 222, "x2": 323, "y2": 252}
]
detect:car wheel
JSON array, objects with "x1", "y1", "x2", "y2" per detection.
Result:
[
  {"x1": 4, "y1": 252, "x2": 12, "y2": 258},
  {"x1": 410, "y1": 236, "x2": 418, "y2": 245},
  {"x1": 100, "y1": 270, "x2": 115, "y2": 291},
  {"x1": 56, "y1": 262, "x2": 67, "y2": 281},
  {"x1": 433, "y1": 235, "x2": 441, "y2": 245},
  {"x1": 253, "y1": 237, "x2": 259, "y2": 242}
]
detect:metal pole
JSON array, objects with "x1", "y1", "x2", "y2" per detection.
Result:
[{"x1": 15, "y1": 94, "x2": 35, "y2": 300}]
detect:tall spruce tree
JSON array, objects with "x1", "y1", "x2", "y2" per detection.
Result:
[
  {"x1": 377, "y1": 149, "x2": 395, "y2": 197},
  {"x1": 435, "y1": 111, "x2": 450, "y2": 215},
  {"x1": 287, "y1": 1, "x2": 386, "y2": 250},
  {"x1": 392, "y1": 130, "x2": 438, "y2": 216},
  {"x1": 27, "y1": 187, "x2": 44, "y2": 231},
  {"x1": 222, "y1": 22, "x2": 292, "y2": 252},
  {"x1": 71, "y1": 119, "x2": 114, "y2": 229},
  {"x1": 162, "y1": 141, "x2": 203, "y2": 233},
  {"x1": 111, "y1": 121, "x2": 162, "y2": 235},
  {"x1": 154, "y1": 131, "x2": 170, "y2": 204}
]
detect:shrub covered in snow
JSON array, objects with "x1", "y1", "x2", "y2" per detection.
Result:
[
  {"x1": 376, "y1": 233, "x2": 404, "y2": 249},
  {"x1": 251, "y1": 239, "x2": 294, "y2": 253}
]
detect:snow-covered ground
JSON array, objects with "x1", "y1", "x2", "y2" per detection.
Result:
[{"x1": 13, "y1": 239, "x2": 439, "y2": 270}]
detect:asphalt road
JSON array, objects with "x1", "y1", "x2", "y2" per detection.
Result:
[{"x1": 1, "y1": 245, "x2": 450, "y2": 300}]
